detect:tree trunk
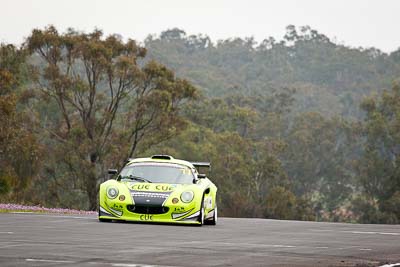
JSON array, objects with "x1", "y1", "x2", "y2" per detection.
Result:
[
  {"x1": 86, "y1": 169, "x2": 98, "y2": 211},
  {"x1": 86, "y1": 153, "x2": 99, "y2": 211}
]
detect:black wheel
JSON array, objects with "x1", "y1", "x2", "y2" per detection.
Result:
[
  {"x1": 205, "y1": 206, "x2": 217, "y2": 225},
  {"x1": 98, "y1": 208, "x2": 112, "y2": 222},
  {"x1": 197, "y1": 196, "x2": 205, "y2": 226}
]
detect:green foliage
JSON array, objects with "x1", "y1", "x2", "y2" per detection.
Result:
[
  {"x1": 24, "y1": 26, "x2": 196, "y2": 209},
  {"x1": 0, "y1": 44, "x2": 27, "y2": 94},
  {"x1": 0, "y1": 44, "x2": 41, "y2": 201},
  {"x1": 284, "y1": 113, "x2": 356, "y2": 211},
  {"x1": 355, "y1": 84, "x2": 400, "y2": 223},
  {"x1": 146, "y1": 26, "x2": 400, "y2": 119},
  {"x1": 264, "y1": 186, "x2": 296, "y2": 220}
]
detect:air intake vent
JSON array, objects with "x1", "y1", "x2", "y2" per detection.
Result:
[{"x1": 151, "y1": 155, "x2": 174, "y2": 160}]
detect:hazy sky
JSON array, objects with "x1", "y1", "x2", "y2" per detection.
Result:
[{"x1": 1, "y1": 0, "x2": 399, "y2": 52}]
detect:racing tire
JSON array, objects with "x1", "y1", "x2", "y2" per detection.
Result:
[
  {"x1": 197, "y1": 195, "x2": 205, "y2": 226},
  {"x1": 205, "y1": 207, "x2": 217, "y2": 225},
  {"x1": 98, "y1": 208, "x2": 112, "y2": 222}
]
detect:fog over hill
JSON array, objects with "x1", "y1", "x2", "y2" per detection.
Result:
[{"x1": 144, "y1": 27, "x2": 400, "y2": 119}]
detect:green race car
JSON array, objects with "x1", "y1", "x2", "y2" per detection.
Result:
[{"x1": 98, "y1": 155, "x2": 218, "y2": 225}]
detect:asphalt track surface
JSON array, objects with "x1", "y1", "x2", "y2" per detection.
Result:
[{"x1": 0, "y1": 213, "x2": 400, "y2": 267}]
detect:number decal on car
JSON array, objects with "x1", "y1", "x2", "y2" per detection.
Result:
[{"x1": 204, "y1": 196, "x2": 213, "y2": 209}]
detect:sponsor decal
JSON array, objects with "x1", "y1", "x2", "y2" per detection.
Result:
[
  {"x1": 132, "y1": 184, "x2": 151, "y2": 190},
  {"x1": 179, "y1": 168, "x2": 192, "y2": 175},
  {"x1": 103, "y1": 200, "x2": 123, "y2": 216},
  {"x1": 113, "y1": 203, "x2": 124, "y2": 210},
  {"x1": 109, "y1": 207, "x2": 122, "y2": 216},
  {"x1": 131, "y1": 184, "x2": 176, "y2": 192},
  {"x1": 155, "y1": 185, "x2": 175, "y2": 191},
  {"x1": 140, "y1": 214, "x2": 153, "y2": 221}
]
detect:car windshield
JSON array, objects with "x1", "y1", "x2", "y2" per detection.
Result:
[{"x1": 119, "y1": 163, "x2": 195, "y2": 184}]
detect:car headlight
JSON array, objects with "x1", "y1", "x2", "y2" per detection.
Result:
[
  {"x1": 180, "y1": 191, "x2": 194, "y2": 203},
  {"x1": 107, "y1": 187, "x2": 119, "y2": 199}
]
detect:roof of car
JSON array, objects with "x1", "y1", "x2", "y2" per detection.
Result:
[{"x1": 126, "y1": 155, "x2": 194, "y2": 169}]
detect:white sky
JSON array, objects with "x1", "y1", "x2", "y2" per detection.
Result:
[{"x1": 1, "y1": 0, "x2": 399, "y2": 53}]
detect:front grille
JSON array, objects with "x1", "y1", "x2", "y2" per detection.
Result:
[
  {"x1": 130, "y1": 190, "x2": 171, "y2": 207},
  {"x1": 127, "y1": 205, "x2": 169, "y2": 214},
  {"x1": 130, "y1": 192, "x2": 170, "y2": 198}
]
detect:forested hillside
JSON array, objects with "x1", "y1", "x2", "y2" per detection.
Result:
[
  {"x1": 1, "y1": 26, "x2": 399, "y2": 223},
  {"x1": 146, "y1": 26, "x2": 400, "y2": 118}
]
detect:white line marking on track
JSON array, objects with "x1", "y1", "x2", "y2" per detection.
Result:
[
  {"x1": 184, "y1": 241, "x2": 339, "y2": 250},
  {"x1": 379, "y1": 263, "x2": 400, "y2": 267},
  {"x1": 201, "y1": 241, "x2": 298, "y2": 249},
  {"x1": 112, "y1": 264, "x2": 152, "y2": 267},
  {"x1": 336, "y1": 246, "x2": 363, "y2": 250},
  {"x1": 182, "y1": 240, "x2": 387, "y2": 252},
  {"x1": 26, "y1": 258, "x2": 75, "y2": 263},
  {"x1": 111, "y1": 264, "x2": 172, "y2": 267},
  {"x1": 272, "y1": 245, "x2": 296, "y2": 248},
  {"x1": 25, "y1": 259, "x2": 173, "y2": 267},
  {"x1": 0, "y1": 244, "x2": 23, "y2": 249},
  {"x1": 0, "y1": 232, "x2": 13, "y2": 234},
  {"x1": 310, "y1": 229, "x2": 400, "y2": 236},
  {"x1": 379, "y1": 232, "x2": 400, "y2": 236},
  {"x1": 346, "y1": 231, "x2": 400, "y2": 236},
  {"x1": 48, "y1": 220, "x2": 75, "y2": 223},
  {"x1": 10, "y1": 213, "x2": 96, "y2": 219}
]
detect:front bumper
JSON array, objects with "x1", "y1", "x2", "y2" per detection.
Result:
[{"x1": 99, "y1": 202, "x2": 201, "y2": 224}]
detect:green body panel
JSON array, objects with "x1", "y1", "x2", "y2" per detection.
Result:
[{"x1": 99, "y1": 156, "x2": 217, "y2": 224}]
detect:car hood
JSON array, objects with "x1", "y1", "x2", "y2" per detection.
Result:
[
  {"x1": 121, "y1": 181, "x2": 194, "y2": 193},
  {"x1": 120, "y1": 182, "x2": 196, "y2": 207}
]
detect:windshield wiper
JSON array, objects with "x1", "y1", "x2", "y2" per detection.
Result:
[{"x1": 123, "y1": 175, "x2": 152, "y2": 183}]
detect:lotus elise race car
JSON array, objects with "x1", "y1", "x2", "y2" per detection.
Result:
[{"x1": 98, "y1": 155, "x2": 218, "y2": 225}]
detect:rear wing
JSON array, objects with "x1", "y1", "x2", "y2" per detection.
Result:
[{"x1": 191, "y1": 162, "x2": 211, "y2": 174}]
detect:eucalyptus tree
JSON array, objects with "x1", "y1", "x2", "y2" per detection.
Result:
[
  {"x1": 356, "y1": 84, "x2": 400, "y2": 223},
  {"x1": 26, "y1": 26, "x2": 196, "y2": 209},
  {"x1": 0, "y1": 44, "x2": 41, "y2": 200}
]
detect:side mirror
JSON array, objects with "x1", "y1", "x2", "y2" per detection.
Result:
[
  {"x1": 108, "y1": 169, "x2": 118, "y2": 175},
  {"x1": 198, "y1": 173, "x2": 206, "y2": 179}
]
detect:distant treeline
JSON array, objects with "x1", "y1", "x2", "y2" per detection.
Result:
[{"x1": 0, "y1": 26, "x2": 399, "y2": 223}]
